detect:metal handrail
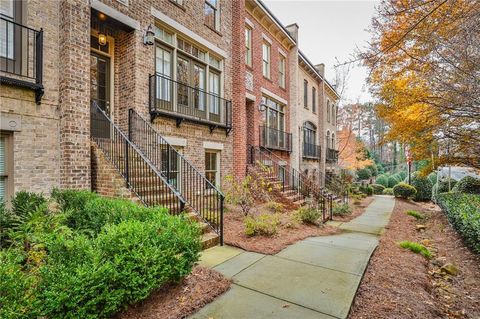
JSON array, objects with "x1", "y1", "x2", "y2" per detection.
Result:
[
  {"x1": 129, "y1": 108, "x2": 224, "y2": 244},
  {"x1": 90, "y1": 102, "x2": 187, "y2": 214},
  {"x1": 303, "y1": 143, "x2": 321, "y2": 159}
]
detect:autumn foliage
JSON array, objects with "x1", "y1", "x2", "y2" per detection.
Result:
[{"x1": 337, "y1": 127, "x2": 374, "y2": 170}]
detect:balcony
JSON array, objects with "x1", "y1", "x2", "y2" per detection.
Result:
[
  {"x1": 303, "y1": 143, "x2": 321, "y2": 159},
  {"x1": 326, "y1": 148, "x2": 339, "y2": 163},
  {"x1": 0, "y1": 17, "x2": 43, "y2": 104},
  {"x1": 149, "y1": 73, "x2": 232, "y2": 133},
  {"x1": 259, "y1": 126, "x2": 292, "y2": 152}
]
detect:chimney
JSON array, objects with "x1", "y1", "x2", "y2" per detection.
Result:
[
  {"x1": 285, "y1": 23, "x2": 299, "y2": 43},
  {"x1": 315, "y1": 63, "x2": 325, "y2": 77}
]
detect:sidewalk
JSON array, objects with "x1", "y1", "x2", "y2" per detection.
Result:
[{"x1": 191, "y1": 195, "x2": 396, "y2": 319}]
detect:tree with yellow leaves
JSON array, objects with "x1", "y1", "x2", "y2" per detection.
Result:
[{"x1": 364, "y1": 0, "x2": 480, "y2": 169}]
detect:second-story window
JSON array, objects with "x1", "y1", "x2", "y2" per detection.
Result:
[
  {"x1": 312, "y1": 87, "x2": 316, "y2": 113},
  {"x1": 279, "y1": 55, "x2": 286, "y2": 88},
  {"x1": 303, "y1": 80, "x2": 308, "y2": 108},
  {"x1": 204, "y1": 0, "x2": 219, "y2": 31},
  {"x1": 327, "y1": 100, "x2": 331, "y2": 123},
  {"x1": 245, "y1": 27, "x2": 252, "y2": 67},
  {"x1": 262, "y1": 42, "x2": 270, "y2": 78},
  {"x1": 0, "y1": 0, "x2": 21, "y2": 60}
]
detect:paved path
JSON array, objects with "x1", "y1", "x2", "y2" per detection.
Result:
[{"x1": 191, "y1": 195, "x2": 395, "y2": 319}]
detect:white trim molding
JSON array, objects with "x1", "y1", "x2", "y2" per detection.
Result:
[
  {"x1": 0, "y1": 114, "x2": 22, "y2": 131},
  {"x1": 203, "y1": 141, "x2": 224, "y2": 150},
  {"x1": 163, "y1": 136, "x2": 187, "y2": 147},
  {"x1": 246, "y1": 92, "x2": 256, "y2": 101},
  {"x1": 151, "y1": 7, "x2": 227, "y2": 58},
  {"x1": 245, "y1": 17, "x2": 255, "y2": 28},
  {"x1": 262, "y1": 33, "x2": 272, "y2": 44},
  {"x1": 91, "y1": 0, "x2": 140, "y2": 30},
  {"x1": 260, "y1": 87, "x2": 288, "y2": 105},
  {"x1": 278, "y1": 47, "x2": 287, "y2": 57}
]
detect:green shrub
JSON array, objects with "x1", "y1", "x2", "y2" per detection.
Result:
[
  {"x1": 398, "y1": 240, "x2": 432, "y2": 259},
  {"x1": 244, "y1": 213, "x2": 280, "y2": 236},
  {"x1": 397, "y1": 171, "x2": 408, "y2": 181},
  {"x1": 371, "y1": 184, "x2": 386, "y2": 195},
  {"x1": 295, "y1": 207, "x2": 322, "y2": 224},
  {"x1": 382, "y1": 188, "x2": 394, "y2": 195},
  {"x1": 333, "y1": 203, "x2": 352, "y2": 216},
  {"x1": 387, "y1": 175, "x2": 401, "y2": 188},
  {"x1": 11, "y1": 191, "x2": 47, "y2": 219},
  {"x1": 408, "y1": 172, "x2": 433, "y2": 201},
  {"x1": 264, "y1": 201, "x2": 284, "y2": 213},
  {"x1": 437, "y1": 193, "x2": 480, "y2": 254},
  {"x1": 452, "y1": 176, "x2": 480, "y2": 195},
  {"x1": 427, "y1": 171, "x2": 438, "y2": 185},
  {"x1": 431, "y1": 178, "x2": 457, "y2": 201},
  {"x1": 366, "y1": 164, "x2": 378, "y2": 177},
  {"x1": 406, "y1": 210, "x2": 424, "y2": 220},
  {"x1": 359, "y1": 185, "x2": 374, "y2": 196},
  {"x1": 51, "y1": 188, "x2": 99, "y2": 212},
  {"x1": 375, "y1": 174, "x2": 389, "y2": 187},
  {"x1": 393, "y1": 182, "x2": 417, "y2": 199},
  {"x1": 357, "y1": 168, "x2": 372, "y2": 180}
]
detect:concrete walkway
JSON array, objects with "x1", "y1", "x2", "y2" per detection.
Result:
[{"x1": 191, "y1": 195, "x2": 395, "y2": 319}]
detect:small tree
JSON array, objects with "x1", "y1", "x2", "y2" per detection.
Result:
[{"x1": 223, "y1": 175, "x2": 255, "y2": 216}]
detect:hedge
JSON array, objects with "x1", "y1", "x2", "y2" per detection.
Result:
[
  {"x1": 387, "y1": 175, "x2": 401, "y2": 188},
  {"x1": 0, "y1": 190, "x2": 201, "y2": 318},
  {"x1": 371, "y1": 184, "x2": 386, "y2": 195},
  {"x1": 431, "y1": 178, "x2": 457, "y2": 202},
  {"x1": 393, "y1": 182, "x2": 417, "y2": 199},
  {"x1": 407, "y1": 172, "x2": 433, "y2": 201},
  {"x1": 437, "y1": 193, "x2": 480, "y2": 254},
  {"x1": 452, "y1": 176, "x2": 480, "y2": 195}
]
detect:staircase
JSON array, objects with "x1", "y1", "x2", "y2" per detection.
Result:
[
  {"x1": 90, "y1": 103, "x2": 224, "y2": 248},
  {"x1": 325, "y1": 170, "x2": 349, "y2": 205},
  {"x1": 248, "y1": 145, "x2": 333, "y2": 222}
]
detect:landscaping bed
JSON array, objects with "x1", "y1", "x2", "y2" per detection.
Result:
[
  {"x1": 349, "y1": 199, "x2": 480, "y2": 319},
  {"x1": 333, "y1": 196, "x2": 374, "y2": 223},
  {"x1": 223, "y1": 201, "x2": 339, "y2": 255},
  {"x1": 115, "y1": 266, "x2": 231, "y2": 319}
]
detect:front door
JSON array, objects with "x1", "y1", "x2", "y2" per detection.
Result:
[{"x1": 90, "y1": 52, "x2": 111, "y2": 138}]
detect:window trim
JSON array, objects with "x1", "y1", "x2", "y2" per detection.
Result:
[
  {"x1": 312, "y1": 87, "x2": 316, "y2": 113},
  {"x1": 327, "y1": 100, "x2": 331, "y2": 123},
  {"x1": 303, "y1": 80, "x2": 308, "y2": 108},
  {"x1": 262, "y1": 42, "x2": 271, "y2": 79},
  {"x1": 245, "y1": 26, "x2": 252, "y2": 67},
  {"x1": 205, "y1": 150, "x2": 220, "y2": 188},
  {"x1": 278, "y1": 55, "x2": 286, "y2": 88},
  {"x1": 0, "y1": 132, "x2": 14, "y2": 205},
  {"x1": 204, "y1": 0, "x2": 220, "y2": 31}
]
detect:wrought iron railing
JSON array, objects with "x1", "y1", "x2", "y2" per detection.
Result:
[
  {"x1": 326, "y1": 148, "x2": 339, "y2": 163},
  {"x1": 90, "y1": 102, "x2": 187, "y2": 214},
  {"x1": 249, "y1": 145, "x2": 333, "y2": 222},
  {"x1": 149, "y1": 73, "x2": 232, "y2": 129},
  {"x1": 129, "y1": 109, "x2": 224, "y2": 243},
  {"x1": 303, "y1": 143, "x2": 321, "y2": 159},
  {"x1": 259, "y1": 126, "x2": 292, "y2": 152},
  {"x1": 0, "y1": 17, "x2": 42, "y2": 82},
  {"x1": 325, "y1": 170, "x2": 349, "y2": 204}
]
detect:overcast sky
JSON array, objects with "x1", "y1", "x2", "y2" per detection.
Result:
[{"x1": 264, "y1": 0, "x2": 379, "y2": 105}]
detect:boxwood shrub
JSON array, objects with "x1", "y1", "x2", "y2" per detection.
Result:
[
  {"x1": 393, "y1": 182, "x2": 417, "y2": 199},
  {"x1": 382, "y1": 188, "x2": 394, "y2": 195},
  {"x1": 371, "y1": 184, "x2": 386, "y2": 195},
  {"x1": 437, "y1": 193, "x2": 480, "y2": 254},
  {"x1": 387, "y1": 175, "x2": 401, "y2": 188},
  {"x1": 407, "y1": 172, "x2": 433, "y2": 201},
  {"x1": 375, "y1": 174, "x2": 389, "y2": 187},
  {"x1": 452, "y1": 176, "x2": 480, "y2": 195},
  {"x1": 0, "y1": 190, "x2": 202, "y2": 319},
  {"x1": 359, "y1": 185, "x2": 374, "y2": 196}
]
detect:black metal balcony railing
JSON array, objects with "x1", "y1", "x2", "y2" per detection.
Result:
[
  {"x1": 0, "y1": 17, "x2": 43, "y2": 103},
  {"x1": 149, "y1": 73, "x2": 232, "y2": 130},
  {"x1": 326, "y1": 148, "x2": 339, "y2": 163},
  {"x1": 303, "y1": 143, "x2": 321, "y2": 159},
  {"x1": 259, "y1": 126, "x2": 292, "y2": 152}
]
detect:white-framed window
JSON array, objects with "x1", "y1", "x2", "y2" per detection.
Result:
[
  {"x1": 278, "y1": 55, "x2": 286, "y2": 88},
  {"x1": 209, "y1": 71, "x2": 220, "y2": 115},
  {"x1": 245, "y1": 26, "x2": 252, "y2": 67},
  {"x1": 205, "y1": 151, "x2": 219, "y2": 188},
  {"x1": 327, "y1": 100, "x2": 331, "y2": 123},
  {"x1": 262, "y1": 42, "x2": 270, "y2": 78},
  {"x1": 0, "y1": 0, "x2": 15, "y2": 59},
  {"x1": 205, "y1": 0, "x2": 220, "y2": 31}
]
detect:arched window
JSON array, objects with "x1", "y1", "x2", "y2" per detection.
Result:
[
  {"x1": 331, "y1": 133, "x2": 335, "y2": 149},
  {"x1": 326, "y1": 130, "x2": 331, "y2": 149},
  {"x1": 303, "y1": 121, "x2": 317, "y2": 145}
]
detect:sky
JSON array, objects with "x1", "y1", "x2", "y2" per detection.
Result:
[{"x1": 264, "y1": 0, "x2": 379, "y2": 105}]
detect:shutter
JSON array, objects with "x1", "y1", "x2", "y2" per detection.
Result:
[{"x1": 0, "y1": 136, "x2": 5, "y2": 201}]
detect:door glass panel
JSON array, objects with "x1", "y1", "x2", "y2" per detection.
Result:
[
  {"x1": 209, "y1": 72, "x2": 220, "y2": 114},
  {"x1": 90, "y1": 53, "x2": 110, "y2": 139},
  {"x1": 193, "y1": 64, "x2": 205, "y2": 111},
  {"x1": 177, "y1": 56, "x2": 189, "y2": 107}
]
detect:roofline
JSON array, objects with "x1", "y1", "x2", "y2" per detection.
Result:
[
  {"x1": 255, "y1": 0, "x2": 297, "y2": 45},
  {"x1": 298, "y1": 51, "x2": 340, "y2": 99}
]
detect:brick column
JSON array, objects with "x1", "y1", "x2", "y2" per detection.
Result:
[
  {"x1": 59, "y1": 0, "x2": 91, "y2": 189},
  {"x1": 232, "y1": 0, "x2": 247, "y2": 178}
]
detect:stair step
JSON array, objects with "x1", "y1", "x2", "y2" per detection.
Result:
[{"x1": 201, "y1": 232, "x2": 220, "y2": 249}]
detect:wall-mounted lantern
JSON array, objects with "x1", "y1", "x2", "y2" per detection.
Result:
[
  {"x1": 144, "y1": 24, "x2": 155, "y2": 46},
  {"x1": 258, "y1": 102, "x2": 267, "y2": 112},
  {"x1": 98, "y1": 33, "x2": 107, "y2": 46}
]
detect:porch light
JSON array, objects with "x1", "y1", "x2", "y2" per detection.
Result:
[
  {"x1": 258, "y1": 102, "x2": 267, "y2": 112},
  {"x1": 144, "y1": 24, "x2": 155, "y2": 46},
  {"x1": 98, "y1": 33, "x2": 107, "y2": 46}
]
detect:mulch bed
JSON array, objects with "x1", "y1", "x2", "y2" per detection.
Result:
[
  {"x1": 349, "y1": 199, "x2": 480, "y2": 319},
  {"x1": 333, "y1": 196, "x2": 375, "y2": 223},
  {"x1": 115, "y1": 266, "x2": 231, "y2": 319}
]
